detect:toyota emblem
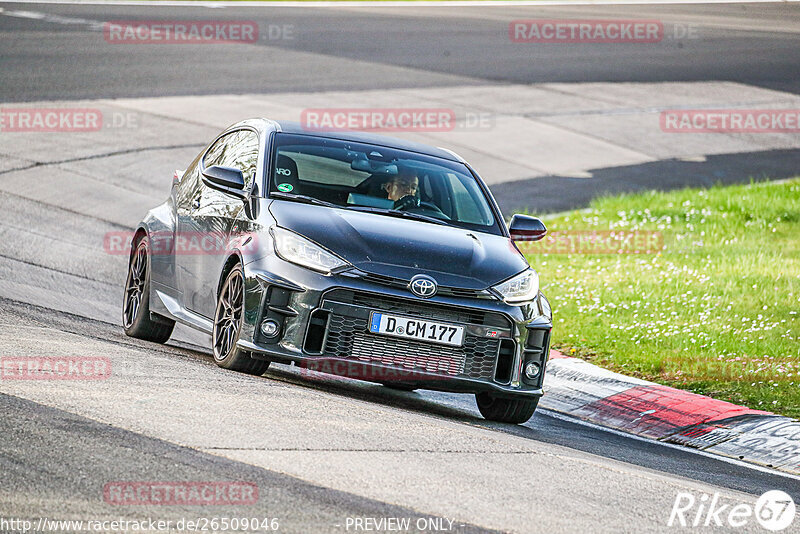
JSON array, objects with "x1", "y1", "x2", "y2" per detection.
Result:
[{"x1": 409, "y1": 274, "x2": 438, "y2": 298}]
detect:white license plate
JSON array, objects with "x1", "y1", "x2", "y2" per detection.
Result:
[{"x1": 368, "y1": 312, "x2": 465, "y2": 347}]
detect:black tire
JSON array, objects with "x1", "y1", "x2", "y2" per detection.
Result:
[
  {"x1": 475, "y1": 392, "x2": 538, "y2": 424},
  {"x1": 212, "y1": 264, "x2": 271, "y2": 376},
  {"x1": 123, "y1": 235, "x2": 175, "y2": 343},
  {"x1": 381, "y1": 383, "x2": 417, "y2": 392}
]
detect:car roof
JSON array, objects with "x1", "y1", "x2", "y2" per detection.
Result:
[{"x1": 271, "y1": 120, "x2": 464, "y2": 163}]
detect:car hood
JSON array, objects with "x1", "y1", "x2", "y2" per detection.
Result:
[{"x1": 269, "y1": 200, "x2": 529, "y2": 289}]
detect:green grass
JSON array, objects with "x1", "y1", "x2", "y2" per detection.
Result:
[{"x1": 519, "y1": 179, "x2": 800, "y2": 418}]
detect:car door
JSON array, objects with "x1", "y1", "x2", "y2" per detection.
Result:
[
  {"x1": 177, "y1": 128, "x2": 260, "y2": 318},
  {"x1": 171, "y1": 154, "x2": 203, "y2": 303}
]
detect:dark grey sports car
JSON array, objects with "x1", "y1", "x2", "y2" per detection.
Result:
[{"x1": 124, "y1": 118, "x2": 552, "y2": 424}]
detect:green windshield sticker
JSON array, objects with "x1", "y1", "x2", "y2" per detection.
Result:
[{"x1": 277, "y1": 183, "x2": 293, "y2": 192}]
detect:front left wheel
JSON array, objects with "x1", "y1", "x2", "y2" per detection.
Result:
[
  {"x1": 475, "y1": 392, "x2": 538, "y2": 424},
  {"x1": 123, "y1": 235, "x2": 175, "y2": 343},
  {"x1": 212, "y1": 264, "x2": 271, "y2": 376}
]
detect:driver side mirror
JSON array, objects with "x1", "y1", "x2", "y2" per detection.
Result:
[
  {"x1": 201, "y1": 165, "x2": 247, "y2": 199},
  {"x1": 509, "y1": 214, "x2": 547, "y2": 242}
]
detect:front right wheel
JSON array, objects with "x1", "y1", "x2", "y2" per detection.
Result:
[
  {"x1": 212, "y1": 264, "x2": 271, "y2": 376},
  {"x1": 475, "y1": 392, "x2": 538, "y2": 424}
]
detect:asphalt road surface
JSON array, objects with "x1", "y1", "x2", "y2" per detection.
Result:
[
  {"x1": 1, "y1": 2, "x2": 799, "y2": 533},
  {"x1": 0, "y1": 2, "x2": 799, "y2": 101}
]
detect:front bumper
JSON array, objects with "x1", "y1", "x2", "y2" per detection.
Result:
[{"x1": 238, "y1": 255, "x2": 552, "y2": 399}]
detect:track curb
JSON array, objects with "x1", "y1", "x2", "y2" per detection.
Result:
[{"x1": 541, "y1": 351, "x2": 800, "y2": 476}]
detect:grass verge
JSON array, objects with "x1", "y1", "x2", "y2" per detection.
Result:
[{"x1": 519, "y1": 179, "x2": 800, "y2": 418}]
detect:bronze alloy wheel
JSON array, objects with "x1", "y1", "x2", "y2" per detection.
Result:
[
  {"x1": 122, "y1": 235, "x2": 174, "y2": 344},
  {"x1": 123, "y1": 239, "x2": 147, "y2": 329},
  {"x1": 212, "y1": 265, "x2": 271, "y2": 375},
  {"x1": 213, "y1": 266, "x2": 244, "y2": 360}
]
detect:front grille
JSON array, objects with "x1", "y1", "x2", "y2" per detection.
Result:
[
  {"x1": 326, "y1": 289, "x2": 507, "y2": 327},
  {"x1": 360, "y1": 273, "x2": 492, "y2": 300},
  {"x1": 463, "y1": 336, "x2": 503, "y2": 379},
  {"x1": 320, "y1": 290, "x2": 509, "y2": 380},
  {"x1": 351, "y1": 332, "x2": 465, "y2": 376}
]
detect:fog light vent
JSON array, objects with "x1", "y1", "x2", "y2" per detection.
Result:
[
  {"x1": 303, "y1": 309, "x2": 329, "y2": 354},
  {"x1": 493, "y1": 339, "x2": 515, "y2": 384}
]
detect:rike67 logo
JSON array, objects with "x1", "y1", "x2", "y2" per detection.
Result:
[{"x1": 669, "y1": 490, "x2": 796, "y2": 531}]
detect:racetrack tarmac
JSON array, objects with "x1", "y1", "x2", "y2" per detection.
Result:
[
  {"x1": 0, "y1": 2, "x2": 799, "y2": 532},
  {"x1": 1, "y1": 2, "x2": 799, "y2": 101},
  {"x1": 1, "y1": 297, "x2": 798, "y2": 533}
]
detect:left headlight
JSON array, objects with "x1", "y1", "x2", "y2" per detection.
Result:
[
  {"x1": 271, "y1": 226, "x2": 350, "y2": 274},
  {"x1": 492, "y1": 268, "x2": 539, "y2": 304}
]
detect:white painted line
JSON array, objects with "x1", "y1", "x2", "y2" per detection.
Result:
[
  {"x1": 539, "y1": 408, "x2": 800, "y2": 482},
  {"x1": 2, "y1": 9, "x2": 102, "y2": 28},
  {"x1": 1, "y1": 9, "x2": 106, "y2": 29},
  {"x1": 0, "y1": 0, "x2": 797, "y2": 8}
]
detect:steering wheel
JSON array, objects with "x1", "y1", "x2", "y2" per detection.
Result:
[
  {"x1": 417, "y1": 201, "x2": 448, "y2": 217},
  {"x1": 394, "y1": 196, "x2": 449, "y2": 220},
  {"x1": 393, "y1": 195, "x2": 420, "y2": 211}
]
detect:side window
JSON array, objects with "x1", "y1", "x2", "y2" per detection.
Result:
[
  {"x1": 446, "y1": 173, "x2": 493, "y2": 225},
  {"x1": 203, "y1": 130, "x2": 260, "y2": 189},
  {"x1": 203, "y1": 132, "x2": 236, "y2": 169},
  {"x1": 176, "y1": 155, "x2": 202, "y2": 207}
]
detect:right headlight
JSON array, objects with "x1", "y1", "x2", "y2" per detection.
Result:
[
  {"x1": 492, "y1": 268, "x2": 539, "y2": 304},
  {"x1": 271, "y1": 226, "x2": 350, "y2": 275}
]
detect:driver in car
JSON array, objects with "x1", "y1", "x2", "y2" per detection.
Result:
[{"x1": 382, "y1": 169, "x2": 420, "y2": 210}]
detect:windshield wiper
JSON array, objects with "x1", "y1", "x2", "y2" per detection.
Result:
[
  {"x1": 270, "y1": 191, "x2": 339, "y2": 209},
  {"x1": 346, "y1": 206, "x2": 451, "y2": 227}
]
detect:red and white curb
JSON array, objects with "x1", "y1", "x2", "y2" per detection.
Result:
[{"x1": 541, "y1": 351, "x2": 800, "y2": 476}]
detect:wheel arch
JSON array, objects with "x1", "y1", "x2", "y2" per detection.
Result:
[
  {"x1": 128, "y1": 226, "x2": 148, "y2": 263},
  {"x1": 217, "y1": 252, "x2": 244, "y2": 298}
]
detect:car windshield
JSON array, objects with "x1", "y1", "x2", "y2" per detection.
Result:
[{"x1": 268, "y1": 133, "x2": 501, "y2": 235}]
